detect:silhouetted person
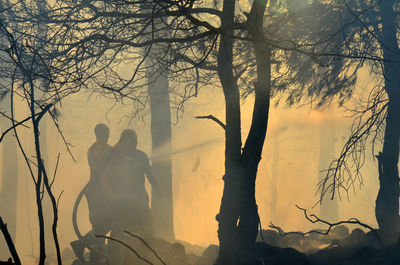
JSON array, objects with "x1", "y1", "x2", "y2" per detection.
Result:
[
  {"x1": 104, "y1": 129, "x2": 160, "y2": 265},
  {"x1": 71, "y1": 123, "x2": 113, "y2": 263}
]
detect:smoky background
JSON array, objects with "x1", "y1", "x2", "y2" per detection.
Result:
[{"x1": 0, "y1": 65, "x2": 381, "y2": 264}]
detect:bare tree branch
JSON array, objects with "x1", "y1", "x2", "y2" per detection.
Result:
[
  {"x1": 0, "y1": 217, "x2": 21, "y2": 265},
  {"x1": 96, "y1": 235, "x2": 155, "y2": 265},
  {"x1": 195, "y1": 115, "x2": 226, "y2": 130},
  {"x1": 124, "y1": 231, "x2": 167, "y2": 265},
  {"x1": 269, "y1": 205, "x2": 382, "y2": 247}
]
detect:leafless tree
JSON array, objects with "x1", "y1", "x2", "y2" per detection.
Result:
[
  {"x1": 318, "y1": 0, "x2": 400, "y2": 236},
  {"x1": 0, "y1": 1, "x2": 96, "y2": 264}
]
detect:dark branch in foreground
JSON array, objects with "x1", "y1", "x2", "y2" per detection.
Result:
[
  {"x1": 0, "y1": 111, "x2": 30, "y2": 129},
  {"x1": 124, "y1": 231, "x2": 166, "y2": 265},
  {"x1": 96, "y1": 235, "x2": 154, "y2": 265},
  {"x1": 195, "y1": 115, "x2": 226, "y2": 130},
  {"x1": 0, "y1": 217, "x2": 21, "y2": 265},
  {"x1": 269, "y1": 205, "x2": 382, "y2": 247},
  {"x1": 0, "y1": 103, "x2": 53, "y2": 143},
  {"x1": 0, "y1": 113, "x2": 35, "y2": 143}
]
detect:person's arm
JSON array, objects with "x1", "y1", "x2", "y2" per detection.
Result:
[{"x1": 144, "y1": 154, "x2": 161, "y2": 197}]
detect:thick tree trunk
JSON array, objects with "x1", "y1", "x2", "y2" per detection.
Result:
[
  {"x1": 216, "y1": 1, "x2": 269, "y2": 264},
  {"x1": 148, "y1": 60, "x2": 175, "y2": 241},
  {"x1": 375, "y1": 0, "x2": 400, "y2": 234},
  {"x1": 0, "y1": 94, "x2": 18, "y2": 260},
  {"x1": 216, "y1": 1, "x2": 243, "y2": 263},
  {"x1": 375, "y1": 99, "x2": 400, "y2": 233},
  {"x1": 236, "y1": 43, "x2": 270, "y2": 265}
]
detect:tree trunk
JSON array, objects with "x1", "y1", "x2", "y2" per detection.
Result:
[
  {"x1": 0, "y1": 94, "x2": 18, "y2": 260},
  {"x1": 148, "y1": 58, "x2": 175, "y2": 241},
  {"x1": 217, "y1": 46, "x2": 271, "y2": 263},
  {"x1": 216, "y1": 0, "x2": 270, "y2": 264},
  {"x1": 216, "y1": 1, "x2": 243, "y2": 263},
  {"x1": 236, "y1": 41, "x2": 270, "y2": 264},
  {"x1": 375, "y1": 99, "x2": 400, "y2": 233},
  {"x1": 375, "y1": 0, "x2": 400, "y2": 234}
]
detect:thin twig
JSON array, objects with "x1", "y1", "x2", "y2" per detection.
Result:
[
  {"x1": 124, "y1": 231, "x2": 167, "y2": 265},
  {"x1": 96, "y1": 235, "x2": 155, "y2": 265},
  {"x1": 0, "y1": 114, "x2": 33, "y2": 143},
  {"x1": 269, "y1": 205, "x2": 382, "y2": 247},
  {"x1": 56, "y1": 191, "x2": 64, "y2": 209},
  {"x1": 195, "y1": 115, "x2": 226, "y2": 130},
  {"x1": 0, "y1": 110, "x2": 30, "y2": 129},
  {"x1": 50, "y1": 153, "x2": 61, "y2": 188}
]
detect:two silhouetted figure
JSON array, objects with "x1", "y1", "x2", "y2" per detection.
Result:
[{"x1": 71, "y1": 124, "x2": 159, "y2": 265}]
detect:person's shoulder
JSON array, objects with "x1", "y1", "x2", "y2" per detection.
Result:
[
  {"x1": 108, "y1": 148, "x2": 120, "y2": 157},
  {"x1": 88, "y1": 143, "x2": 97, "y2": 154},
  {"x1": 136, "y1": 150, "x2": 149, "y2": 160},
  {"x1": 105, "y1": 144, "x2": 113, "y2": 152}
]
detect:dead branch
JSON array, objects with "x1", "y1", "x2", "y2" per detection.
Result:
[
  {"x1": 96, "y1": 235, "x2": 155, "y2": 265},
  {"x1": 269, "y1": 205, "x2": 382, "y2": 247},
  {"x1": 195, "y1": 115, "x2": 226, "y2": 130},
  {"x1": 124, "y1": 231, "x2": 167, "y2": 265},
  {"x1": 0, "y1": 113, "x2": 34, "y2": 143},
  {"x1": 0, "y1": 217, "x2": 21, "y2": 265},
  {"x1": 0, "y1": 110, "x2": 30, "y2": 129},
  {"x1": 0, "y1": 103, "x2": 53, "y2": 142},
  {"x1": 50, "y1": 153, "x2": 61, "y2": 188},
  {"x1": 34, "y1": 104, "x2": 53, "y2": 125},
  {"x1": 56, "y1": 191, "x2": 63, "y2": 209},
  {"x1": 42, "y1": 151, "x2": 62, "y2": 265},
  {"x1": 48, "y1": 112, "x2": 77, "y2": 163},
  {"x1": 318, "y1": 83, "x2": 388, "y2": 201}
]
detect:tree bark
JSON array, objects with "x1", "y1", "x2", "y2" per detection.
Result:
[
  {"x1": 216, "y1": 1, "x2": 243, "y2": 264},
  {"x1": 375, "y1": 99, "x2": 400, "y2": 233},
  {"x1": 216, "y1": 1, "x2": 270, "y2": 264},
  {"x1": 375, "y1": 0, "x2": 400, "y2": 234}
]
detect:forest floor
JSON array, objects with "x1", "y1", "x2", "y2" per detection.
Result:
[
  {"x1": 125, "y1": 225, "x2": 400, "y2": 265},
  {"x1": 254, "y1": 226, "x2": 400, "y2": 265},
  {"x1": 4, "y1": 225, "x2": 399, "y2": 265},
  {"x1": 60, "y1": 225, "x2": 398, "y2": 265}
]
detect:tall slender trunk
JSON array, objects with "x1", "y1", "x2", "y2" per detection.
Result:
[
  {"x1": 36, "y1": 93, "x2": 54, "y2": 258},
  {"x1": 148, "y1": 63, "x2": 175, "y2": 241},
  {"x1": 0, "y1": 94, "x2": 18, "y2": 260},
  {"x1": 375, "y1": 0, "x2": 400, "y2": 234},
  {"x1": 139, "y1": 1, "x2": 175, "y2": 240},
  {"x1": 35, "y1": 1, "x2": 62, "y2": 262}
]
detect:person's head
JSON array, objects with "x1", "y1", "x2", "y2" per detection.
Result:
[
  {"x1": 94, "y1": 123, "x2": 109, "y2": 143},
  {"x1": 115, "y1": 129, "x2": 138, "y2": 150}
]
